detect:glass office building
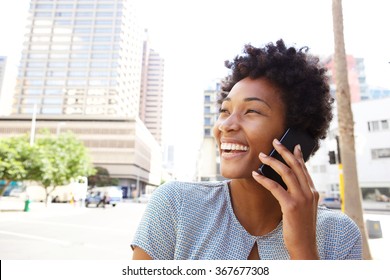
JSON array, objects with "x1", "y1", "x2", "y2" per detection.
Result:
[{"x1": 13, "y1": 0, "x2": 143, "y2": 117}]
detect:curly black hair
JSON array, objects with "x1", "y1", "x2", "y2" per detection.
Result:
[{"x1": 219, "y1": 39, "x2": 333, "y2": 154}]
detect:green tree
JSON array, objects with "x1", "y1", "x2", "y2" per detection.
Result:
[
  {"x1": 31, "y1": 130, "x2": 96, "y2": 205},
  {"x1": 88, "y1": 166, "x2": 118, "y2": 187},
  {"x1": 0, "y1": 135, "x2": 32, "y2": 196},
  {"x1": 332, "y1": 0, "x2": 371, "y2": 259}
]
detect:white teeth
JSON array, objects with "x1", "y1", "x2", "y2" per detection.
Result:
[{"x1": 221, "y1": 143, "x2": 249, "y2": 151}]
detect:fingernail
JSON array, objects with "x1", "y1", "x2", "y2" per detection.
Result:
[
  {"x1": 273, "y1": 138, "x2": 281, "y2": 145},
  {"x1": 296, "y1": 144, "x2": 303, "y2": 157},
  {"x1": 259, "y1": 152, "x2": 267, "y2": 158},
  {"x1": 252, "y1": 171, "x2": 260, "y2": 177}
]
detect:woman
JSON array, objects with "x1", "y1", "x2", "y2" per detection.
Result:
[{"x1": 131, "y1": 39, "x2": 362, "y2": 260}]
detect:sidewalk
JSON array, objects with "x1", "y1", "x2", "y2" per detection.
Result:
[{"x1": 0, "y1": 196, "x2": 87, "y2": 221}]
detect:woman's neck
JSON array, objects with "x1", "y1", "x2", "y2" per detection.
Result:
[{"x1": 228, "y1": 178, "x2": 282, "y2": 236}]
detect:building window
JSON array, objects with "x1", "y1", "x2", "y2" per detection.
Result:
[
  {"x1": 368, "y1": 120, "x2": 390, "y2": 132},
  {"x1": 42, "y1": 107, "x2": 62, "y2": 114},
  {"x1": 93, "y1": 36, "x2": 112, "y2": 42},
  {"x1": 368, "y1": 121, "x2": 380, "y2": 132},
  {"x1": 46, "y1": 80, "x2": 65, "y2": 86},
  {"x1": 371, "y1": 148, "x2": 390, "y2": 159},
  {"x1": 70, "y1": 61, "x2": 88, "y2": 68},
  {"x1": 36, "y1": 4, "x2": 53, "y2": 10},
  {"x1": 45, "y1": 89, "x2": 62, "y2": 95},
  {"x1": 73, "y1": 27, "x2": 92, "y2": 34},
  {"x1": 95, "y1": 20, "x2": 113, "y2": 25},
  {"x1": 381, "y1": 120, "x2": 389, "y2": 130},
  {"x1": 43, "y1": 98, "x2": 62, "y2": 105},
  {"x1": 48, "y1": 62, "x2": 67, "y2": 68}
]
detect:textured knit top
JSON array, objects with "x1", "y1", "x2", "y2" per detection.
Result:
[{"x1": 131, "y1": 181, "x2": 362, "y2": 260}]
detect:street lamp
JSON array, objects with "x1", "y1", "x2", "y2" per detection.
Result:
[{"x1": 30, "y1": 104, "x2": 37, "y2": 146}]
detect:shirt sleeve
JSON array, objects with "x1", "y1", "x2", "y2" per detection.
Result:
[
  {"x1": 131, "y1": 182, "x2": 181, "y2": 260},
  {"x1": 317, "y1": 208, "x2": 363, "y2": 260},
  {"x1": 336, "y1": 215, "x2": 363, "y2": 260}
]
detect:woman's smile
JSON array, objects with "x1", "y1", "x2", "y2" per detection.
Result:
[{"x1": 220, "y1": 143, "x2": 249, "y2": 159}]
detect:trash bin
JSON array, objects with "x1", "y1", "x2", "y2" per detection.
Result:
[
  {"x1": 24, "y1": 199, "x2": 30, "y2": 212},
  {"x1": 366, "y1": 219, "x2": 382, "y2": 239}
]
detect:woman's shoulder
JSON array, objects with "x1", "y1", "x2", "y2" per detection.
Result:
[
  {"x1": 316, "y1": 207, "x2": 363, "y2": 259},
  {"x1": 317, "y1": 207, "x2": 360, "y2": 235},
  {"x1": 150, "y1": 180, "x2": 228, "y2": 204},
  {"x1": 156, "y1": 180, "x2": 228, "y2": 194}
]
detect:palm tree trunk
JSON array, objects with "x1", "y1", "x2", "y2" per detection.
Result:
[{"x1": 332, "y1": 0, "x2": 372, "y2": 259}]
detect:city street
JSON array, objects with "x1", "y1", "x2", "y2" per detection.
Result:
[
  {"x1": 0, "y1": 199, "x2": 146, "y2": 259},
  {"x1": 0, "y1": 198, "x2": 389, "y2": 260}
]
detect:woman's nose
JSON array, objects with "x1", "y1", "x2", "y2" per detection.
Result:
[{"x1": 218, "y1": 115, "x2": 240, "y2": 132}]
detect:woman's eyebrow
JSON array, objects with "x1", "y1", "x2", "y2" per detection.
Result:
[{"x1": 223, "y1": 97, "x2": 271, "y2": 109}]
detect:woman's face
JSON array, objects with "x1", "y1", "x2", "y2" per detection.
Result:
[{"x1": 213, "y1": 77, "x2": 287, "y2": 179}]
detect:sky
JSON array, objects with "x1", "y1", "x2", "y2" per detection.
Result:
[{"x1": 0, "y1": 0, "x2": 389, "y2": 179}]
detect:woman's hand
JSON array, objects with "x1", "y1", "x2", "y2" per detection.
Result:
[{"x1": 252, "y1": 138, "x2": 320, "y2": 259}]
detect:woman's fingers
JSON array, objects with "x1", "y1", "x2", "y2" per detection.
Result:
[
  {"x1": 257, "y1": 139, "x2": 307, "y2": 195},
  {"x1": 293, "y1": 144, "x2": 320, "y2": 203}
]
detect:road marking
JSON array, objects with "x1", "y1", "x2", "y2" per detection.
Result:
[
  {"x1": 0, "y1": 229, "x2": 72, "y2": 246},
  {"x1": 16, "y1": 219, "x2": 129, "y2": 234}
]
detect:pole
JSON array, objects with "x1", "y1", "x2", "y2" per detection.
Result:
[
  {"x1": 338, "y1": 163, "x2": 345, "y2": 212},
  {"x1": 30, "y1": 104, "x2": 37, "y2": 146},
  {"x1": 336, "y1": 136, "x2": 345, "y2": 212}
]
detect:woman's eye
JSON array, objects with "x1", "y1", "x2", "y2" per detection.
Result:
[
  {"x1": 219, "y1": 108, "x2": 229, "y2": 114},
  {"x1": 246, "y1": 109, "x2": 261, "y2": 114}
]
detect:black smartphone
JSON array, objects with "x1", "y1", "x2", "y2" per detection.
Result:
[{"x1": 257, "y1": 128, "x2": 316, "y2": 190}]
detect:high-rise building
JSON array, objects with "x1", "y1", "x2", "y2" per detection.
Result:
[
  {"x1": 13, "y1": 0, "x2": 143, "y2": 117},
  {"x1": 0, "y1": 0, "x2": 162, "y2": 195},
  {"x1": 139, "y1": 30, "x2": 164, "y2": 145},
  {"x1": 0, "y1": 56, "x2": 6, "y2": 96},
  {"x1": 197, "y1": 79, "x2": 222, "y2": 181},
  {"x1": 367, "y1": 86, "x2": 390, "y2": 100},
  {"x1": 324, "y1": 55, "x2": 368, "y2": 102}
]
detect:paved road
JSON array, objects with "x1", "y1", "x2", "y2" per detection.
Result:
[
  {"x1": 0, "y1": 198, "x2": 389, "y2": 260},
  {"x1": 0, "y1": 200, "x2": 147, "y2": 259}
]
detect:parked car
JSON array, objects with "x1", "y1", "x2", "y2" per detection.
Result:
[
  {"x1": 319, "y1": 197, "x2": 341, "y2": 209},
  {"x1": 85, "y1": 187, "x2": 122, "y2": 208}
]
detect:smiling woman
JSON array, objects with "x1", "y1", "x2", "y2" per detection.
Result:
[{"x1": 131, "y1": 39, "x2": 362, "y2": 260}]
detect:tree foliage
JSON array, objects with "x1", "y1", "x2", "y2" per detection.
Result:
[
  {"x1": 88, "y1": 166, "x2": 118, "y2": 187},
  {"x1": 0, "y1": 135, "x2": 33, "y2": 196},
  {"x1": 0, "y1": 131, "x2": 96, "y2": 204}
]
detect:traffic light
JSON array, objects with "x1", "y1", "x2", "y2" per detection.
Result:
[{"x1": 328, "y1": 151, "x2": 337, "y2": 164}]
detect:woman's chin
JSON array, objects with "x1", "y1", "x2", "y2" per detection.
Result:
[{"x1": 220, "y1": 169, "x2": 252, "y2": 180}]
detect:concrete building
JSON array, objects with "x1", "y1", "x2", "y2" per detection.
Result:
[
  {"x1": 0, "y1": 0, "x2": 163, "y2": 195},
  {"x1": 0, "y1": 115, "x2": 162, "y2": 197},
  {"x1": 367, "y1": 86, "x2": 390, "y2": 100},
  {"x1": 0, "y1": 56, "x2": 6, "y2": 97},
  {"x1": 139, "y1": 30, "x2": 165, "y2": 145},
  {"x1": 308, "y1": 97, "x2": 390, "y2": 200},
  {"x1": 324, "y1": 55, "x2": 368, "y2": 102},
  {"x1": 197, "y1": 80, "x2": 221, "y2": 181}
]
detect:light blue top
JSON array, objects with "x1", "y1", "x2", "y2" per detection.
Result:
[{"x1": 131, "y1": 181, "x2": 362, "y2": 260}]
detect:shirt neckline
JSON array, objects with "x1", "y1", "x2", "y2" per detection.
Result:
[{"x1": 222, "y1": 180, "x2": 283, "y2": 240}]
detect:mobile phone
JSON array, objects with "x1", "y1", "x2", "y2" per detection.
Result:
[{"x1": 257, "y1": 128, "x2": 316, "y2": 190}]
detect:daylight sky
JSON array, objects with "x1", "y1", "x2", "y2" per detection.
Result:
[{"x1": 1, "y1": 0, "x2": 389, "y2": 178}]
